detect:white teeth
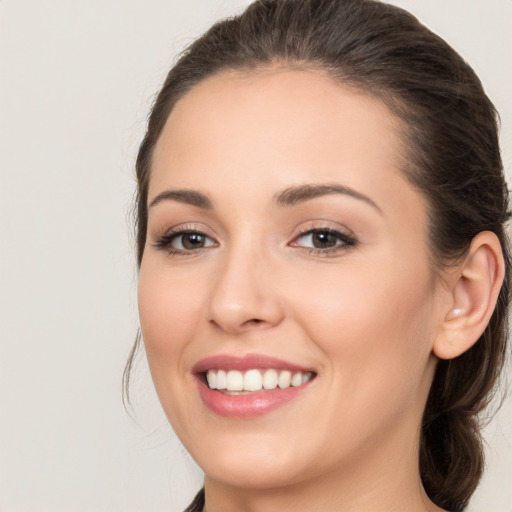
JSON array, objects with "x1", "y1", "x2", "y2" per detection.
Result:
[
  {"x1": 216, "y1": 370, "x2": 227, "y2": 389},
  {"x1": 206, "y1": 368, "x2": 314, "y2": 392},
  {"x1": 278, "y1": 370, "x2": 291, "y2": 389},
  {"x1": 244, "y1": 369, "x2": 263, "y2": 391},
  {"x1": 206, "y1": 370, "x2": 216, "y2": 389},
  {"x1": 226, "y1": 370, "x2": 244, "y2": 391},
  {"x1": 262, "y1": 369, "x2": 278, "y2": 390},
  {"x1": 291, "y1": 372, "x2": 302, "y2": 387},
  {"x1": 302, "y1": 372, "x2": 313, "y2": 384}
]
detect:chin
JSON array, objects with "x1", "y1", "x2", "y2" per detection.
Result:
[
  {"x1": 204, "y1": 459, "x2": 306, "y2": 490},
  {"x1": 189, "y1": 432, "x2": 313, "y2": 490}
]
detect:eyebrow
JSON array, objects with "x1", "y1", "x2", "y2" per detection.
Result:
[
  {"x1": 149, "y1": 189, "x2": 213, "y2": 209},
  {"x1": 274, "y1": 183, "x2": 382, "y2": 213},
  {"x1": 148, "y1": 183, "x2": 381, "y2": 213}
]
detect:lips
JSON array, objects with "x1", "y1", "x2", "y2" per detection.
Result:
[{"x1": 192, "y1": 354, "x2": 316, "y2": 417}]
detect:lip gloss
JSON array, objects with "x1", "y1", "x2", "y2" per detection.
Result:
[{"x1": 193, "y1": 354, "x2": 315, "y2": 417}]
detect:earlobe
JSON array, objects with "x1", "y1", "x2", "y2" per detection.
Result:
[{"x1": 434, "y1": 231, "x2": 505, "y2": 360}]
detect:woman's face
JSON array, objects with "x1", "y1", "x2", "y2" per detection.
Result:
[{"x1": 138, "y1": 69, "x2": 444, "y2": 490}]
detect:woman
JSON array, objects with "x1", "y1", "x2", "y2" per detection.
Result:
[{"x1": 125, "y1": 0, "x2": 510, "y2": 510}]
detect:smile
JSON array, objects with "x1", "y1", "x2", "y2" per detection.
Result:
[
  {"x1": 206, "y1": 368, "x2": 314, "y2": 393},
  {"x1": 193, "y1": 354, "x2": 317, "y2": 417}
]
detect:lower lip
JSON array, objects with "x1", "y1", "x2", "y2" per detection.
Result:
[{"x1": 196, "y1": 378, "x2": 313, "y2": 418}]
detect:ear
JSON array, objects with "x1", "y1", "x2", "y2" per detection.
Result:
[{"x1": 433, "y1": 231, "x2": 505, "y2": 360}]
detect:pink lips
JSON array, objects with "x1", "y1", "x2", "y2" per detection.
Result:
[
  {"x1": 192, "y1": 354, "x2": 313, "y2": 373},
  {"x1": 193, "y1": 354, "x2": 315, "y2": 418}
]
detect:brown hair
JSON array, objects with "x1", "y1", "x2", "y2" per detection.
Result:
[{"x1": 124, "y1": 1, "x2": 510, "y2": 509}]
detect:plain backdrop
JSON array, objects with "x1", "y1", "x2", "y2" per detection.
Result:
[{"x1": 1, "y1": 1, "x2": 511, "y2": 511}]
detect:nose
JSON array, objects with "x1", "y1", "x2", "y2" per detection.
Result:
[{"x1": 207, "y1": 246, "x2": 285, "y2": 335}]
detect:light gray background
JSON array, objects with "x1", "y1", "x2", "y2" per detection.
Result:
[{"x1": 1, "y1": 1, "x2": 511, "y2": 511}]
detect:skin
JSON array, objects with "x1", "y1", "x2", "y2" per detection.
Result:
[{"x1": 138, "y1": 68, "x2": 451, "y2": 512}]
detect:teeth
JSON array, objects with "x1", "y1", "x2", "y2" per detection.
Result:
[
  {"x1": 226, "y1": 370, "x2": 244, "y2": 391},
  {"x1": 291, "y1": 372, "x2": 303, "y2": 387},
  {"x1": 278, "y1": 370, "x2": 291, "y2": 389},
  {"x1": 244, "y1": 369, "x2": 263, "y2": 391},
  {"x1": 206, "y1": 370, "x2": 216, "y2": 389},
  {"x1": 262, "y1": 369, "x2": 278, "y2": 389},
  {"x1": 302, "y1": 372, "x2": 313, "y2": 384},
  {"x1": 216, "y1": 370, "x2": 227, "y2": 389},
  {"x1": 206, "y1": 368, "x2": 313, "y2": 392}
]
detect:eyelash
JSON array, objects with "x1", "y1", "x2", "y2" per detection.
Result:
[
  {"x1": 290, "y1": 226, "x2": 357, "y2": 256},
  {"x1": 153, "y1": 226, "x2": 357, "y2": 256},
  {"x1": 153, "y1": 227, "x2": 218, "y2": 256}
]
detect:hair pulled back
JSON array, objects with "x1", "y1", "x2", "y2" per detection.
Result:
[{"x1": 127, "y1": 1, "x2": 510, "y2": 509}]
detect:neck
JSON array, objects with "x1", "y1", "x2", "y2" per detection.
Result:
[{"x1": 202, "y1": 421, "x2": 446, "y2": 512}]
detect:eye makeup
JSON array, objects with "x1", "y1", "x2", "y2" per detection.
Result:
[
  {"x1": 153, "y1": 225, "x2": 218, "y2": 256},
  {"x1": 289, "y1": 225, "x2": 358, "y2": 256}
]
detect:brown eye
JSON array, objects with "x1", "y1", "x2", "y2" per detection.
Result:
[
  {"x1": 180, "y1": 232, "x2": 208, "y2": 249},
  {"x1": 291, "y1": 228, "x2": 356, "y2": 253},
  {"x1": 171, "y1": 231, "x2": 217, "y2": 251},
  {"x1": 154, "y1": 230, "x2": 217, "y2": 253},
  {"x1": 311, "y1": 231, "x2": 339, "y2": 248}
]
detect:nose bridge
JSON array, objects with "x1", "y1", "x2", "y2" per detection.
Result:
[{"x1": 207, "y1": 233, "x2": 283, "y2": 333}]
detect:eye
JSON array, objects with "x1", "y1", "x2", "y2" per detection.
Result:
[
  {"x1": 154, "y1": 229, "x2": 217, "y2": 254},
  {"x1": 290, "y1": 228, "x2": 356, "y2": 253}
]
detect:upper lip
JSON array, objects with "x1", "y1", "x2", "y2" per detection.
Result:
[{"x1": 192, "y1": 354, "x2": 315, "y2": 374}]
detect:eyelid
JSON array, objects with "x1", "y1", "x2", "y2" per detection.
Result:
[
  {"x1": 152, "y1": 223, "x2": 219, "y2": 254},
  {"x1": 288, "y1": 222, "x2": 358, "y2": 254},
  {"x1": 153, "y1": 222, "x2": 216, "y2": 241},
  {"x1": 292, "y1": 221, "x2": 356, "y2": 240}
]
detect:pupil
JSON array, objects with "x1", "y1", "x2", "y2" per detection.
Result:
[
  {"x1": 313, "y1": 231, "x2": 336, "y2": 248},
  {"x1": 183, "y1": 233, "x2": 204, "y2": 249}
]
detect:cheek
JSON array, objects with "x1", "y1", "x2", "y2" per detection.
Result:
[
  {"x1": 288, "y1": 264, "x2": 437, "y2": 468},
  {"x1": 137, "y1": 261, "x2": 205, "y2": 376},
  {"x1": 291, "y1": 260, "x2": 436, "y2": 402}
]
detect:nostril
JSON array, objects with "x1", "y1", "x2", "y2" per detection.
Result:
[{"x1": 245, "y1": 318, "x2": 264, "y2": 326}]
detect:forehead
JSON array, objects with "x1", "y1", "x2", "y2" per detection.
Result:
[{"x1": 150, "y1": 68, "x2": 415, "y2": 214}]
